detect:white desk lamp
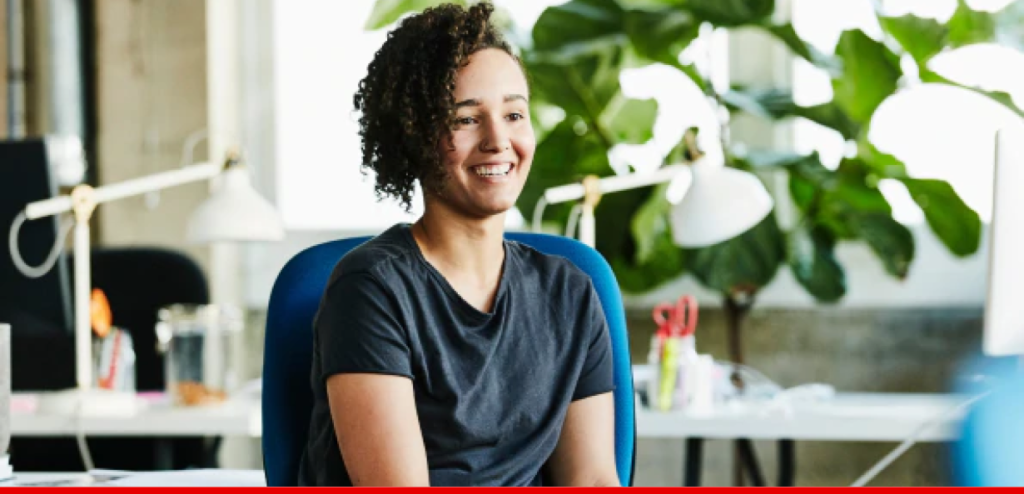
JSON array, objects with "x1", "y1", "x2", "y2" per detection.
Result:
[
  {"x1": 538, "y1": 133, "x2": 774, "y2": 248},
  {"x1": 9, "y1": 150, "x2": 283, "y2": 414}
]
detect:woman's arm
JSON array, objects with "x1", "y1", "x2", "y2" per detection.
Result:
[
  {"x1": 327, "y1": 373, "x2": 430, "y2": 486},
  {"x1": 544, "y1": 392, "x2": 620, "y2": 487}
]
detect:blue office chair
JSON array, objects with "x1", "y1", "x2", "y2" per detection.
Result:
[{"x1": 263, "y1": 233, "x2": 635, "y2": 486}]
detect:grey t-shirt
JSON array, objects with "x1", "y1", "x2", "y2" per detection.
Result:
[{"x1": 298, "y1": 224, "x2": 614, "y2": 487}]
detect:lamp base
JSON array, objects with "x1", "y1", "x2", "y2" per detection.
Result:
[{"x1": 36, "y1": 388, "x2": 141, "y2": 417}]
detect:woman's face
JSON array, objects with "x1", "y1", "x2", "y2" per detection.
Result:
[{"x1": 435, "y1": 48, "x2": 535, "y2": 219}]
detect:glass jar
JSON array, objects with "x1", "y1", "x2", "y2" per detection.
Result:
[{"x1": 155, "y1": 304, "x2": 243, "y2": 406}]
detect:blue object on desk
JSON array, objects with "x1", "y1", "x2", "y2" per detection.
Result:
[
  {"x1": 953, "y1": 360, "x2": 1024, "y2": 487},
  {"x1": 262, "y1": 232, "x2": 636, "y2": 486}
]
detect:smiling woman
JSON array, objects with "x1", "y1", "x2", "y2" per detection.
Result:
[{"x1": 297, "y1": 3, "x2": 620, "y2": 488}]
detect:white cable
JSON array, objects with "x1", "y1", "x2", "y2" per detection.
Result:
[
  {"x1": 531, "y1": 196, "x2": 548, "y2": 233},
  {"x1": 851, "y1": 392, "x2": 990, "y2": 487},
  {"x1": 564, "y1": 203, "x2": 583, "y2": 238},
  {"x1": 73, "y1": 399, "x2": 96, "y2": 473},
  {"x1": 8, "y1": 210, "x2": 74, "y2": 279}
]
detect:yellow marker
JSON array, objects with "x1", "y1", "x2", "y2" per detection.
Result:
[{"x1": 657, "y1": 337, "x2": 681, "y2": 411}]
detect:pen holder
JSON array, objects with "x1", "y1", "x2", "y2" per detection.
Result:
[{"x1": 647, "y1": 335, "x2": 713, "y2": 412}]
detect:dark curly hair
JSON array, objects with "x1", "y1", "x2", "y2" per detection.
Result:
[{"x1": 354, "y1": 2, "x2": 521, "y2": 211}]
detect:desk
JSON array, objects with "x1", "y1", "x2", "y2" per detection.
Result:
[
  {"x1": 636, "y1": 389, "x2": 964, "y2": 485},
  {"x1": 12, "y1": 382, "x2": 965, "y2": 486},
  {"x1": 1, "y1": 470, "x2": 265, "y2": 487},
  {"x1": 637, "y1": 393, "x2": 963, "y2": 442},
  {"x1": 11, "y1": 394, "x2": 261, "y2": 437}
]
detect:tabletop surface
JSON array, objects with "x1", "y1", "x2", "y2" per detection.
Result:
[
  {"x1": 0, "y1": 470, "x2": 266, "y2": 487},
  {"x1": 12, "y1": 372, "x2": 967, "y2": 442}
]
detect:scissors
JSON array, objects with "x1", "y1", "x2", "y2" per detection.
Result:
[
  {"x1": 653, "y1": 294, "x2": 698, "y2": 340},
  {"x1": 653, "y1": 295, "x2": 698, "y2": 411}
]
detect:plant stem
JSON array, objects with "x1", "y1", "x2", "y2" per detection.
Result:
[{"x1": 724, "y1": 293, "x2": 753, "y2": 385}]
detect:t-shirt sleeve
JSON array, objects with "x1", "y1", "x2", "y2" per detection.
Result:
[
  {"x1": 572, "y1": 282, "x2": 615, "y2": 401},
  {"x1": 315, "y1": 271, "x2": 413, "y2": 382}
]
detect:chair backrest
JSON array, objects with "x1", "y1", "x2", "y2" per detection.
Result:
[{"x1": 263, "y1": 233, "x2": 635, "y2": 486}]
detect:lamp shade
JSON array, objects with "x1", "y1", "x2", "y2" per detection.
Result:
[
  {"x1": 187, "y1": 166, "x2": 285, "y2": 244},
  {"x1": 670, "y1": 158, "x2": 773, "y2": 248}
]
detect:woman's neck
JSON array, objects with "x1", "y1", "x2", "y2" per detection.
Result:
[{"x1": 411, "y1": 200, "x2": 506, "y2": 310}]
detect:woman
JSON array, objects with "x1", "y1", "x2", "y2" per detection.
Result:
[{"x1": 299, "y1": 3, "x2": 619, "y2": 487}]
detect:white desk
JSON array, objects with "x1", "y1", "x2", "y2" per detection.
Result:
[
  {"x1": 636, "y1": 393, "x2": 964, "y2": 442},
  {"x1": 10, "y1": 393, "x2": 261, "y2": 437},
  {"x1": 13, "y1": 383, "x2": 964, "y2": 443},
  {"x1": 1, "y1": 470, "x2": 265, "y2": 487}
]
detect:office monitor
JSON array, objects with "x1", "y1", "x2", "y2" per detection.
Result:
[
  {"x1": 0, "y1": 139, "x2": 74, "y2": 336},
  {"x1": 984, "y1": 129, "x2": 1024, "y2": 356}
]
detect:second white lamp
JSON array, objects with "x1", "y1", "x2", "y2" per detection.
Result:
[{"x1": 540, "y1": 146, "x2": 773, "y2": 249}]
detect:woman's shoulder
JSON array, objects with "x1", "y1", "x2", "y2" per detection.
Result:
[
  {"x1": 506, "y1": 239, "x2": 595, "y2": 288},
  {"x1": 325, "y1": 224, "x2": 419, "y2": 290}
]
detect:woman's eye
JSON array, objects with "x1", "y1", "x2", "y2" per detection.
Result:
[
  {"x1": 456, "y1": 117, "x2": 477, "y2": 126},
  {"x1": 507, "y1": 113, "x2": 525, "y2": 122}
]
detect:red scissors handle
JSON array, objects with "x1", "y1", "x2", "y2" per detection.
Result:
[{"x1": 653, "y1": 295, "x2": 699, "y2": 338}]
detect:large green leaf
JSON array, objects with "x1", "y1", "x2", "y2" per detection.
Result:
[
  {"x1": 602, "y1": 95, "x2": 659, "y2": 144},
  {"x1": 683, "y1": 0, "x2": 774, "y2": 27},
  {"x1": 846, "y1": 213, "x2": 915, "y2": 279},
  {"x1": 685, "y1": 213, "x2": 785, "y2": 296},
  {"x1": 723, "y1": 89, "x2": 860, "y2": 139},
  {"x1": 812, "y1": 158, "x2": 892, "y2": 239},
  {"x1": 879, "y1": 14, "x2": 947, "y2": 64},
  {"x1": 517, "y1": 118, "x2": 613, "y2": 226},
  {"x1": 364, "y1": 0, "x2": 464, "y2": 30},
  {"x1": 630, "y1": 183, "x2": 671, "y2": 264},
  {"x1": 948, "y1": 0, "x2": 996, "y2": 47},
  {"x1": 788, "y1": 226, "x2": 846, "y2": 303},
  {"x1": 766, "y1": 23, "x2": 841, "y2": 75},
  {"x1": 857, "y1": 138, "x2": 908, "y2": 178},
  {"x1": 831, "y1": 29, "x2": 902, "y2": 123},
  {"x1": 612, "y1": 231, "x2": 687, "y2": 294},
  {"x1": 920, "y1": 68, "x2": 1024, "y2": 119},
  {"x1": 794, "y1": 103, "x2": 861, "y2": 140},
  {"x1": 532, "y1": 0, "x2": 625, "y2": 52},
  {"x1": 721, "y1": 88, "x2": 793, "y2": 119},
  {"x1": 526, "y1": 47, "x2": 625, "y2": 128},
  {"x1": 597, "y1": 186, "x2": 670, "y2": 281},
  {"x1": 900, "y1": 178, "x2": 982, "y2": 257},
  {"x1": 623, "y1": 7, "x2": 704, "y2": 88}
]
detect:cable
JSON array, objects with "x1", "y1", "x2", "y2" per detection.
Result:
[
  {"x1": 8, "y1": 211, "x2": 74, "y2": 279},
  {"x1": 73, "y1": 399, "x2": 96, "y2": 473},
  {"x1": 850, "y1": 392, "x2": 989, "y2": 487},
  {"x1": 564, "y1": 203, "x2": 583, "y2": 238},
  {"x1": 531, "y1": 196, "x2": 548, "y2": 233}
]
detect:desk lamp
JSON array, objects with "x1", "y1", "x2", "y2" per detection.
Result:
[
  {"x1": 8, "y1": 150, "x2": 283, "y2": 415},
  {"x1": 537, "y1": 130, "x2": 774, "y2": 248}
]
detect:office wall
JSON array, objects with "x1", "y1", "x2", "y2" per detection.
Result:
[{"x1": 92, "y1": 0, "x2": 210, "y2": 271}]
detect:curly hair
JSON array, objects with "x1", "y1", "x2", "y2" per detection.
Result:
[{"x1": 354, "y1": 2, "x2": 520, "y2": 211}]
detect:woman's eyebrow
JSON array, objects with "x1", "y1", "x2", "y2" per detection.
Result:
[{"x1": 454, "y1": 94, "x2": 529, "y2": 108}]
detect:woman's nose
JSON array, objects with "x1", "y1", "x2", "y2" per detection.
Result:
[{"x1": 479, "y1": 120, "x2": 511, "y2": 152}]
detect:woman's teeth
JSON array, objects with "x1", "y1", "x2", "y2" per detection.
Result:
[{"x1": 473, "y1": 163, "x2": 512, "y2": 177}]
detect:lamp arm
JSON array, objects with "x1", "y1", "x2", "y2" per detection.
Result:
[
  {"x1": 25, "y1": 161, "x2": 222, "y2": 220},
  {"x1": 542, "y1": 163, "x2": 687, "y2": 205}
]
